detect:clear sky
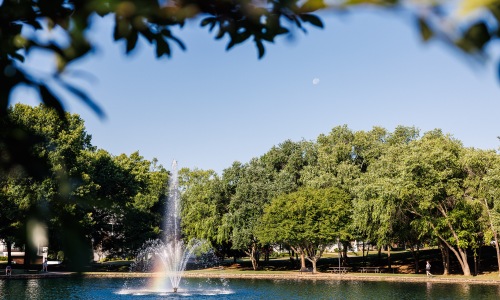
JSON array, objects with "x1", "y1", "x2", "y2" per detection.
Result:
[{"x1": 12, "y1": 8, "x2": 500, "y2": 174}]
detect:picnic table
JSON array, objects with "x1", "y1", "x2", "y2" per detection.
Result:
[
  {"x1": 329, "y1": 267, "x2": 350, "y2": 274},
  {"x1": 360, "y1": 266, "x2": 380, "y2": 273}
]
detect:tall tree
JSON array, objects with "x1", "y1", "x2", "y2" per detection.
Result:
[
  {"x1": 5, "y1": 103, "x2": 94, "y2": 270},
  {"x1": 179, "y1": 168, "x2": 229, "y2": 257},
  {"x1": 461, "y1": 148, "x2": 500, "y2": 276},
  {"x1": 225, "y1": 159, "x2": 272, "y2": 270},
  {"x1": 400, "y1": 130, "x2": 483, "y2": 276}
]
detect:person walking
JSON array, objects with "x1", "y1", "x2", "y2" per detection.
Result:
[
  {"x1": 42, "y1": 258, "x2": 48, "y2": 273},
  {"x1": 426, "y1": 260, "x2": 433, "y2": 277}
]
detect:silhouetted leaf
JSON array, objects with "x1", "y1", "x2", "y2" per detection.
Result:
[
  {"x1": 256, "y1": 39, "x2": 265, "y2": 59},
  {"x1": 464, "y1": 22, "x2": 491, "y2": 50},
  {"x1": 417, "y1": 18, "x2": 433, "y2": 41},
  {"x1": 58, "y1": 80, "x2": 106, "y2": 119},
  {"x1": 276, "y1": 27, "x2": 290, "y2": 35},
  {"x1": 227, "y1": 31, "x2": 251, "y2": 50},
  {"x1": 126, "y1": 31, "x2": 139, "y2": 54},
  {"x1": 155, "y1": 37, "x2": 171, "y2": 57},
  {"x1": 140, "y1": 29, "x2": 155, "y2": 43},
  {"x1": 113, "y1": 19, "x2": 130, "y2": 41},
  {"x1": 201, "y1": 17, "x2": 216, "y2": 27},
  {"x1": 27, "y1": 20, "x2": 43, "y2": 30},
  {"x1": 11, "y1": 53, "x2": 25, "y2": 62},
  {"x1": 300, "y1": 14, "x2": 324, "y2": 28},
  {"x1": 215, "y1": 27, "x2": 225, "y2": 40},
  {"x1": 39, "y1": 85, "x2": 65, "y2": 119},
  {"x1": 162, "y1": 30, "x2": 186, "y2": 51}
]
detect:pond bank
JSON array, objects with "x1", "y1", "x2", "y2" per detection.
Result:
[{"x1": 2, "y1": 270, "x2": 500, "y2": 285}]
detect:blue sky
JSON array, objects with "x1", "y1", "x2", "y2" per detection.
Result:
[{"x1": 12, "y1": 8, "x2": 500, "y2": 173}]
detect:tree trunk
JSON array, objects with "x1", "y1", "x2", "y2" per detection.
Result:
[
  {"x1": 408, "y1": 243, "x2": 420, "y2": 274},
  {"x1": 342, "y1": 241, "x2": 349, "y2": 266},
  {"x1": 387, "y1": 245, "x2": 391, "y2": 269},
  {"x1": 362, "y1": 240, "x2": 366, "y2": 267},
  {"x1": 439, "y1": 241, "x2": 450, "y2": 275},
  {"x1": 431, "y1": 206, "x2": 472, "y2": 275},
  {"x1": 264, "y1": 246, "x2": 270, "y2": 262},
  {"x1": 458, "y1": 248, "x2": 471, "y2": 276},
  {"x1": 473, "y1": 252, "x2": 477, "y2": 276},
  {"x1": 311, "y1": 259, "x2": 317, "y2": 273},
  {"x1": 6, "y1": 240, "x2": 12, "y2": 265},
  {"x1": 300, "y1": 252, "x2": 306, "y2": 270},
  {"x1": 494, "y1": 234, "x2": 500, "y2": 277},
  {"x1": 482, "y1": 198, "x2": 500, "y2": 277},
  {"x1": 248, "y1": 244, "x2": 260, "y2": 270}
]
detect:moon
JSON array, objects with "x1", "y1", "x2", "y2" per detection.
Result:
[{"x1": 312, "y1": 78, "x2": 320, "y2": 85}]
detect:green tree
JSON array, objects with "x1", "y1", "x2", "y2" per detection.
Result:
[
  {"x1": 4, "y1": 103, "x2": 95, "y2": 269},
  {"x1": 399, "y1": 130, "x2": 484, "y2": 276},
  {"x1": 257, "y1": 187, "x2": 351, "y2": 273},
  {"x1": 101, "y1": 151, "x2": 168, "y2": 257},
  {"x1": 0, "y1": 174, "x2": 35, "y2": 265},
  {"x1": 179, "y1": 168, "x2": 229, "y2": 257},
  {"x1": 351, "y1": 126, "x2": 420, "y2": 269},
  {"x1": 461, "y1": 148, "x2": 500, "y2": 276},
  {"x1": 225, "y1": 159, "x2": 272, "y2": 270}
]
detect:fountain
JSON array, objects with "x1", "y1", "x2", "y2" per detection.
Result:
[
  {"x1": 131, "y1": 160, "x2": 203, "y2": 293},
  {"x1": 156, "y1": 160, "x2": 202, "y2": 293}
]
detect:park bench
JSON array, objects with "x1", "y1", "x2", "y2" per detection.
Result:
[
  {"x1": 329, "y1": 266, "x2": 351, "y2": 274},
  {"x1": 359, "y1": 266, "x2": 380, "y2": 273}
]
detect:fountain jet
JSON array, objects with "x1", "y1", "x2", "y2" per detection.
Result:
[{"x1": 133, "y1": 160, "x2": 202, "y2": 293}]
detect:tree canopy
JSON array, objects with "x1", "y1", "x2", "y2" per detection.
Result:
[
  {"x1": 0, "y1": 104, "x2": 168, "y2": 270},
  {"x1": 2, "y1": 105, "x2": 500, "y2": 276}
]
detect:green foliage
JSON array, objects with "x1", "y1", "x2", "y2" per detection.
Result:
[
  {"x1": 2, "y1": 103, "x2": 500, "y2": 275},
  {"x1": 0, "y1": 104, "x2": 168, "y2": 269},
  {"x1": 256, "y1": 186, "x2": 351, "y2": 271},
  {"x1": 258, "y1": 186, "x2": 351, "y2": 246}
]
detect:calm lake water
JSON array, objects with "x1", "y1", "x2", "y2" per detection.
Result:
[{"x1": 1, "y1": 277, "x2": 499, "y2": 299}]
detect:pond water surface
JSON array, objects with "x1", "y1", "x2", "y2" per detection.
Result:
[{"x1": 1, "y1": 277, "x2": 499, "y2": 299}]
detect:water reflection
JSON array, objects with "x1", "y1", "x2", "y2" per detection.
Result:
[
  {"x1": 458, "y1": 282, "x2": 471, "y2": 297},
  {"x1": 426, "y1": 281, "x2": 432, "y2": 297},
  {"x1": 25, "y1": 279, "x2": 40, "y2": 299}
]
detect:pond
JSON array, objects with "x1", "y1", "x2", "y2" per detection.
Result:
[{"x1": 1, "y1": 277, "x2": 499, "y2": 299}]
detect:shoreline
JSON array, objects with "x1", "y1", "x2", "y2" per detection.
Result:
[{"x1": 1, "y1": 271, "x2": 500, "y2": 285}]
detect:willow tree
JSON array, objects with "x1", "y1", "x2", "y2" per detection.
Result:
[
  {"x1": 224, "y1": 159, "x2": 273, "y2": 270},
  {"x1": 179, "y1": 168, "x2": 230, "y2": 257},
  {"x1": 353, "y1": 142, "x2": 420, "y2": 271},
  {"x1": 400, "y1": 130, "x2": 484, "y2": 276},
  {"x1": 257, "y1": 187, "x2": 351, "y2": 273},
  {"x1": 461, "y1": 148, "x2": 500, "y2": 276}
]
